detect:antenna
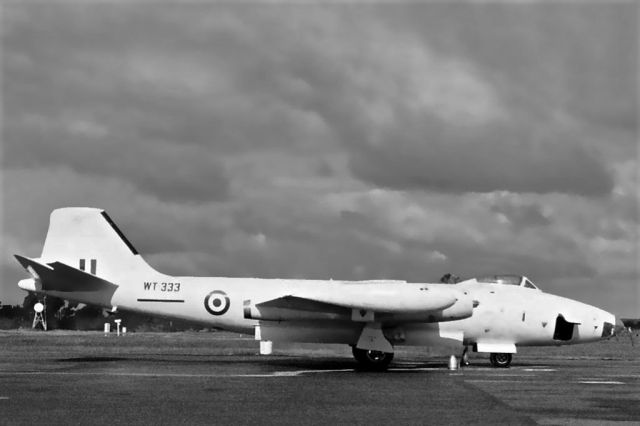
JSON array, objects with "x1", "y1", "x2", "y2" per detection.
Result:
[{"x1": 32, "y1": 298, "x2": 47, "y2": 330}]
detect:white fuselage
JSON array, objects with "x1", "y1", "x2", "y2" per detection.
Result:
[{"x1": 35, "y1": 271, "x2": 612, "y2": 354}]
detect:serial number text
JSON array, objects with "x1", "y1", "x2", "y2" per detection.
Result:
[{"x1": 143, "y1": 282, "x2": 181, "y2": 292}]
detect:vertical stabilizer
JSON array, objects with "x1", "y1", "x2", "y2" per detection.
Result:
[{"x1": 38, "y1": 207, "x2": 155, "y2": 282}]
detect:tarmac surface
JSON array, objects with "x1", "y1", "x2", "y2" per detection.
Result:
[{"x1": 1, "y1": 330, "x2": 639, "y2": 425}]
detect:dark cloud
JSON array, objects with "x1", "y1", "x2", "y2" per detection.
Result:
[
  {"x1": 201, "y1": 6, "x2": 617, "y2": 195},
  {"x1": 343, "y1": 116, "x2": 614, "y2": 196},
  {"x1": 324, "y1": 3, "x2": 633, "y2": 194},
  {"x1": 378, "y1": 3, "x2": 638, "y2": 137},
  {"x1": 3, "y1": 4, "x2": 625, "y2": 198},
  {"x1": 3, "y1": 118, "x2": 229, "y2": 203},
  {"x1": 3, "y1": 7, "x2": 231, "y2": 204}
]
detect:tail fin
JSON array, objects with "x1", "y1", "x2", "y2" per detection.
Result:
[{"x1": 37, "y1": 207, "x2": 156, "y2": 282}]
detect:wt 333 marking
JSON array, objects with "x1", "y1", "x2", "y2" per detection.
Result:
[{"x1": 143, "y1": 282, "x2": 181, "y2": 292}]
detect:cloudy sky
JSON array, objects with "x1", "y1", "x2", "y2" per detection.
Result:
[{"x1": 1, "y1": 2, "x2": 638, "y2": 317}]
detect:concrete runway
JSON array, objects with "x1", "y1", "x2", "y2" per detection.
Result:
[{"x1": 1, "y1": 331, "x2": 638, "y2": 425}]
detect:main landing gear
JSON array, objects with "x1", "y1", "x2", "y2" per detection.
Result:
[
  {"x1": 352, "y1": 347, "x2": 394, "y2": 371},
  {"x1": 461, "y1": 346, "x2": 470, "y2": 366},
  {"x1": 489, "y1": 352, "x2": 512, "y2": 368}
]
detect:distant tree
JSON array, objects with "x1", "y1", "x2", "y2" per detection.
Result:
[
  {"x1": 73, "y1": 304, "x2": 107, "y2": 330},
  {"x1": 45, "y1": 296, "x2": 66, "y2": 329},
  {"x1": 440, "y1": 273, "x2": 460, "y2": 284},
  {"x1": 22, "y1": 292, "x2": 39, "y2": 315},
  {"x1": 56, "y1": 304, "x2": 77, "y2": 329},
  {"x1": 621, "y1": 318, "x2": 640, "y2": 329},
  {"x1": 0, "y1": 304, "x2": 25, "y2": 329}
]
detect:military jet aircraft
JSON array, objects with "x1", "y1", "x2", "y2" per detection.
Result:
[{"x1": 15, "y1": 208, "x2": 615, "y2": 371}]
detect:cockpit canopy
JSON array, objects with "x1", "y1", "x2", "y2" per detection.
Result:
[{"x1": 475, "y1": 275, "x2": 540, "y2": 290}]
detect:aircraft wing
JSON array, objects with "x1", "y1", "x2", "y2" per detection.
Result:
[
  {"x1": 288, "y1": 282, "x2": 460, "y2": 313},
  {"x1": 14, "y1": 255, "x2": 118, "y2": 293},
  {"x1": 245, "y1": 282, "x2": 471, "y2": 323}
]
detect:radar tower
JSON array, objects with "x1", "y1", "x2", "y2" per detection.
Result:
[{"x1": 32, "y1": 298, "x2": 47, "y2": 330}]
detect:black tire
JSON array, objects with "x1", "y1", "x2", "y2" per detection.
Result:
[
  {"x1": 489, "y1": 352, "x2": 512, "y2": 368},
  {"x1": 352, "y1": 347, "x2": 394, "y2": 371}
]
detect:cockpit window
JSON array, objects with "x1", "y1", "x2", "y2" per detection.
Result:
[
  {"x1": 475, "y1": 275, "x2": 540, "y2": 290},
  {"x1": 477, "y1": 275, "x2": 523, "y2": 286}
]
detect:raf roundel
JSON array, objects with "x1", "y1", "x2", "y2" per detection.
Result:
[{"x1": 204, "y1": 290, "x2": 230, "y2": 316}]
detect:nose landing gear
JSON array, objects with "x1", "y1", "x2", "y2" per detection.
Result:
[{"x1": 489, "y1": 352, "x2": 512, "y2": 368}]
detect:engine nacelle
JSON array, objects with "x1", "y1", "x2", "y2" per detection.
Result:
[{"x1": 379, "y1": 293, "x2": 474, "y2": 324}]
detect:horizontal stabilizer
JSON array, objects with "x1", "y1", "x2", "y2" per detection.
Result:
[
  {"x1": 14, "y1": 255, "x2": 118, "y2": 293},
  {"x1": 15, "y1": 254, "x2": 53, "y2": 273}
]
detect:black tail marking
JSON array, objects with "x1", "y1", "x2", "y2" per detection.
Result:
[{"x1": 100, "y1": 211, "x2": 139, "y2": 255}]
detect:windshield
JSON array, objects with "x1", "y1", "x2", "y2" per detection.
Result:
[
  {"x1": 475, "y1": 275, "x2": 540, "y2": 290},
  {"x1": 477, "y1": 275, "x2": 523, "y2": 285}
]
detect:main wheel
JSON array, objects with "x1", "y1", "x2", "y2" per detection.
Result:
[
  {"x1": 352, "y1": 347, "x2": 394, "y2": 371},
  {"x1": 489, "y1": 352, "x2": 512, "y2": 368}
]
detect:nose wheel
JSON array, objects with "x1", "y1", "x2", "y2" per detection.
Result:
[
  {"x1": 489, "y1": 352, "x2": 512, "y2": 368},
  {"x1": 352, "y1": 347, "x2": 394, "y2": 371}
]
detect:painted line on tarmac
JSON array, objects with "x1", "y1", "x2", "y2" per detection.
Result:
[
  {"x1": 0, "y1": 397, "x2": 9, "y2": 400},
  {"x1": 486, "y1": 374, "x2": 538, "y2": 377},
  {"x1": 388, "y1": 367, "x2": 444, "y2": 372},
  {"x1": 578, "y1": 380, "x2": 625, "y2": 385},
  {"x1": 523, "y1": 368, "x2": 556, "y2": 372},
  {"x1": 0, "y1": 369, "x2": 354, "y2": 378},
  {"x1": 460, "y1": 373, "x2": 539, "y2": 378},
  {"x1": 239, "y1": 369, "x2": 353, "y2": 377},
  {"x1": 208, "y1": 337, "x2": 255, "y2": 341},
  {"x1": 380, "y1": 367, "x2": 535, "y2": 374},
  {"x1": 599, "y1": 374, "x2": 640, "y2": 378}
]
